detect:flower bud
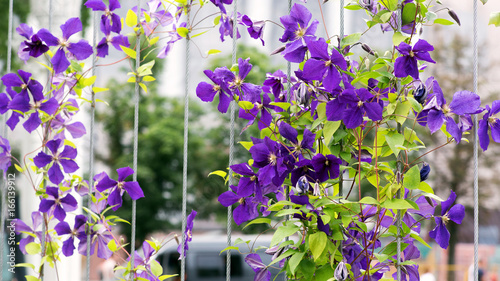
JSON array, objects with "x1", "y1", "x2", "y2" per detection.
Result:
[
  {"x1": 361, "y1": 43, "x2": 375, "y2": 56},
  {"x1": 448, "y1": 9, "x2": 461, "y2": 26},
  {"x1": 414, "y1": 84, "x2": 427, "y2": 104},
  {"x1": 295, "y1": 83, "x2": 310, "y2": 107},
  {"x1": 295, "y1": 175, "x2": 309, "y2": 195},
  {"x1": 334, "y1": 261, "x2": 349, "y2": 281},
  {"x1": 420, "y1": 163, "x2": 431, "y2": 182}
]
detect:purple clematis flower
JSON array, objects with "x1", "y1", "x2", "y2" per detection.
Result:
[
  {"x1": 245, "y1": 253, "x2": 271, "y2": 281},
  {"x1": 242, "y1": 15, "x2": 265, "y2": 45},
  {"x1": 84, "y1": 0, "x2": 122, "y2": 34},
  {"x1": 429, "y1": 190, "x2": 465, "y2": 249},
  {"x1": 196, "y1": 67, "x2": 233, "y2": 113},
  {"x1": 210, "y1": 0, "x2": 233, "y2": 14},
  {"x1": 51, "y1": 111, "x2": 87, "y2": 139},
  {"x1": 249, "y1": 137, "x2": 291, "y2": 187},
  {"x1": 394, "y1": 40, "x2": 435, "y2": 80},
  {"x1": 278, "y1": 121, "x2": 315, "y2": 153},
  {"x1": 37, "y1": 17, "x2": 93, "y2": 73},
  {"x1": 279, "y1": 3, "x2": 318, "y2": 43},
  {"x1": 33, "y1": 139, "x2": 79, "y2": 185},
  {"x1": 311, "y1": 154, "x2": 341, "y2": 182},
  {"x1": 262, "y1": 70, "x2": 288, "y2": 100},
  {"x1": 55, "y1": 214, "x2": 87, "y2": 256},
  {"x1": 392, "y1": 240, "x2": 420, "y2": 281},
  {"x1": 96, "y1": 33, "x2": 130, "y2": 58},
  {"x1": 302, "y1": 37, "x2": 347, "y2": 92},
  {"x1": 12, "y1": 211, "x2": 44, "y2": 255},
  {"x1": 421, "y1": 89, "x2": 481, "y2": 143},
  {"x1": 95, "y1": 167, "x2": 145, "y2": 210},
  {"x1": 478, "y1": 100, "x2": 500, "y2": 151},
  {"x1": 0, "y1": 88, "x2": 23, "y2": 130},
  {"x1": 219, "y1": 186, "x2": 259, "y2": 225},
  {"x1": 16, "y1": 23, "x2": 49, "y2": 61},
  {"x1": 178, "y1": 210, "x2": 197, "y2": 258},
  {"x1": 239, "y1": 93, "x2": 276, "y2": 131},
  {"x1": 78, "y1": 221, "x2": 113, "y2": 259},
  {"x1": 39, "y1": 186, "x2": 78, "y2": 221},
  {"x1": 0, "y1": 136, "x2": 11, "y2": 175}
]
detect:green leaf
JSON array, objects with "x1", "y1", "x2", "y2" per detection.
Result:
[
  {"x1": 125, "y1": 10, "x2": 138, "y2": 27},
  {"x1": 392, "y1": 32, "x2": 408, "y2": 46},
  {"x1": 92, "y1": 87, "x2": 109, "y2": 93},
  {"x1": 120, "y1": 46, "x2": 137, "y2": 58},
  {"x1": 207, "y1": 49, "x2": 221, "y2": 55},
  {"x1": 25, "y1": 242, "x2": 41, "y2": 255},
  {"x1": 159, "y1": 275, "x2": 178, "y2": 281},
  {"x1": 142, "y1": 76, "x2": 156, "y2": 82},
  {"x1": 480, "y1": 0, "x2": 488, "y2": 4},
  {"x1": 341, "y1": 32, "x2": 361, "y2": 47},
  {"x1": 323, "y1": 121, "x2": 341, "y2": 145},
  {"x1": 289, "y1": 252, "x2": 305, "y2": 275},
  {"x1": 382, "y1": 198, "x2": 414, "y2": 210},
  {"x1": 219, "y1": 246, "x2": 240, "y2": 254},
  {"x1": 359, "y1": 196, "x2": 380, "y2": 205},
  {"x1": 208, "y1": 170, "x2": 227, "y2": 178},
  {"x1": 411, "y1": 232, "x2": 432, "y2": 248},
  {"x1": 238, "y1": 101, "x2": 254, "y2": 110},
  {"x1": 434, "y1": 18, "x2": 454, "y2": 25},
  {"x1": 177, "y1": 27, "x2": 190, "y2": 38},
  {"x1": 15, "y1": 263, "x2": 36, "y2": 270},
  {"x1": 298, "y1": 259, "x2": 315, "y2": 280},
  {"x1": 149, "y1": 36, "x2": 159, "y2": 46},
  {"x1": 489, "y1": 12, "x2": 500, "y2": 27},
  {"x1": 385, "y1": 132, "x2": 405, "y2": 156},
  {"x1": 139, "y1": 83, "x2": 148, "y2": 93},
  {"x1": 344, "y1": 3, "x2": 363, "y2": 10},
  {"x1": 151, "y1": 260, "x2": 163, "y2": 276},
  {"x1": 137, "y1": 60, "x2": 155, "y2": 77},
  {"x1": 309, "y1": 232, "x2": 327, "y2": 261},
  {"x1": 25, "y1": 276, "x2": 41, "y2": 281},
  {"x1": 394, "y1": 100, "x2": 411, "y2": 125},
  {"x1": 402, "y1": 3, "x2": 417, "y2": 25},
  {"x1": 380, "y1": 0, "x2": 398, "y2": 11},
  {"x1": 418, "y1": 181, "x2": 434, "y2": 194},
  {"x1": 243, "y1": 218, "x2": 271, "y2": 229},
  {"x1": 108, "y1": 239, "x2": 118, "y2": 252},
  {"x1": 269, "y1": 102, "x2": 291, "y2": 111},
  {"x1": 314, "y1": 264, "x2": 335, "y2": 281},
  {"x1": 271, "y1": 224, "x2": 300, "y2": 246},
  {"x1": 403, "y1": 165, "x2": 420, "y2": 190},
  {"x1": 14, "y1": 164, "x2": 23, "y2": 173},
  {"x1": 239, "y1": 141, "x2": 253, "y2": 151}
]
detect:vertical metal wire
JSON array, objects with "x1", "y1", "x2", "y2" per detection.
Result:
[
  {"x1": 180, "y1": 4, "x2": 191, "y2": 281},
  {"x1": 472, "y1": 0, "x2": 479, "y2": 280},
  {"x1": 0, "y1": 0, "x2": 14, "y2": 278},
  {"x1": 395, "y1": 2, "x2": 403, "y2": 280},
  {"x1": 226, "y1": 1, "x2": 238, "y2": 280},
  {"x1": 130, "y1": 0, "x2": 141, "y2": 278},
  {"x1": 86, "y1": 6, "x2": 99, "y2": 281}
]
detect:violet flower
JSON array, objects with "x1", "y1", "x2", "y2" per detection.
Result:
[
  {"x1": 302, "y1": 37, "x2": 347, "y2": 92},
  {"x1": 95, "y1": 167, "x2": 145, "y2": 210},
  {"x1": 78, "y1": 222, "x2": 113, "y2": 259},
  {"x1": 394, "y1": 40, "x2": 435, "y2": 80},
  {"x1": 12, "y1": 211, "x2": 44, "y2": 255},
  {"x1": 39, "y1": 186, "x2": 78, "y2": 221},
  {"x1": 0, "y1": 136, "x2": 11, "y2": 175},
  {"x1": 196, "y1": 67, "x2": 233, "y2": 113},
  {"x1": 178, "y1": 210, "x2": 197, "y2": 258},
  {"x1": 249, "y1": 136, "x2": 291, "y2": 187},
  {"x1": 37, "y1": 17, "x2": 93, "y2": 73},
  {"x1": 278, "y1": 121, "x2": 315, "y2": 153},
  {"x1": 478, "y1": 100, "x2": 500, "y2": 151},
  {"x1": 210, "y1": 0, "x2": 233, "y2": 14},
  {"x1": 262, "y1": 70, "x2": 288, "y2": 101},
  {"x1": 238, "y1": 93, "x2": 276, "y2": 131},
  {"x1": 0, "y1": 88, "x2": 22, "y2": 130},
  {"x1": 33, "y1": 139, "x2": 79, "y2": 185},
  {"x1": 96, "y1": 33, "x2": 130, "y2": 58},
  {"x1": 311, "y1": 153, "x2": 341, "y2": 182},
  {"x1": 54, "y1": 214, "x2": 87, "y2": 256},
  {"x1": 245, "y1": 253, "x2": 271, "y2": 281},
  {"x1": 279, "y1": 3, "x2": 318, "y2": 43},
  {"x1": 429, "y1": 190, "x2": 465, "y2": 249},
  {"x1": 242, "y1": 15, "x2": 265, "y2": 45},
  {"x1": 16, "y1": 23, "x2": 49, "y2": 61},
  {"x1": 218, "y1": 186, "x2": 259, "y2": 225},
  {"x1": 392, "y1": 240, "x2": 420, "y2": 281},
  {"x1": 421, "y1": 90, "x2": 481, "y2": 143},
  {"x1": 84, "y1": 0, "x2": 122, "y2": 34}
]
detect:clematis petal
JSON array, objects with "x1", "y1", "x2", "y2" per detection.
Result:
[
  {"x1": 117, "y1": 166, "x2": 134, "y2": 181},
  {"x1": 55, "y1": 221, "x2": 72, "y2": 235},
  {"x1": 108, "y1": 188, "x2": 123, "y2": 210},
  {"x1": 278, "y1": 121, "x2": 298, "y2": 144},
  {"x1": 66, "y1": 122, "x2": 86, "y2": 138},
  {"x1": 67, "y1": 40, "x2": 93, "y2": 60},
  {"x1": 37, "y1": 29, "x2": 60, "y2": 46},
  {"x1": 52, "y1": 48, "x2": 71, "y2": 74},
  {"x1": 33, "y1": 151, "x2": 52, "y2": 168},
  {"x1": 218, "y1": 190, "x2": 240, "y2": 207},
  {"x1": 490, "y1": 121, "x2": 500, "y2": 143},
  {"x1": 427, "y1": 109, "x2": 445, "y2": 134},
  {"x1": 61, "y1": 237, "x2": 76, "y2": 256},
  {"x1": 61, "y1": 17, "x2": 82, "y2": 39},
  {"x1": 441, "y1": 190, "x2": 457, "y2": 216},
  {"x1": 60, "y1": 194, "x2": 78, "y2": 212},
  {"x1": 447, "y1": 204, "x2": 465, "y2": 224},
  {"x1": 39, "y1": 97, "x2": 59, "y2": 115},
  {"x1": 23, "y1": 113, "x2": 42, "y2": 133},
  {"x1": 449, "y1": 91, "x2": 481, "y2": 115},
  {"x1": 39, "y1": 199, "x2": 55, "y2": 213},
  {"x1": 84, "y1": 0, "x2": 107, "y2": 11},
  {"x1": 48, "y1": 163, "x2": 65, "y2": 184},
  {"x1": 478, "y1": 119, "x2": 490, "y2": 151},
  {"x1": 95, "y1": 174, "x2": 118, "y2": 192},
  {"x1": 445, "y1": 117, "x2": 461, "y2": 143},
  {"x1": 60, "y1": 145, "x2": 77, "y2": 159},
  {"x1": 46, "y1": 139, "x2": 62, "y2": 155},
  {"x1": 429, "y1": 218, "x2": 450, "y2": 249},
  {"x1": 123, "y1": 181, "x2": 144, "y2": 200}
]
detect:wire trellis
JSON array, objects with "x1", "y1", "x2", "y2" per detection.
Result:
[{"x1": 0, "y1": 1, "x2": 484, "y2": 281}]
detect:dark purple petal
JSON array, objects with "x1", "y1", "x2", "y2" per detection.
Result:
[
  {"x1": 23, "y1": 113, "x2": 42, "y2": 133},
  {"x1": 447, "y1": 204, "x2": 465, "y2": 224},
  {"x1": 245, "y1": 253, "x2": 266, "y2": 272},
  {"x1": 33, "y1": 152, "x2": 52, "y2": 168},
  {"x1": 60, "y1": 194, "x2": 78, "y2": 212},
  {"x1": 96, "y1": 37, "x2": 109, "y2": 58},
  {"x1": 343, "y1": 106, "x2": 364, "y2": 129},
  {"x1": 429, "y1": 218, "x2": 450, "y2": 249},
  {"x1": 16, "y1": 23, "x2": 34, "y2": 39},
  {"x1": 302, "y1": 58, "x2": 327, "y2": 81},
  {"x1": 363, "y1": 101, "x2": 383, "y2": 121},
  {"x1": 96, "y1": 173, "x2": 118, "y2": 192},
  {"x1": 282, "y1": 40, "x2": 308, "y2": 63},
  {"x1": 55, "y1": 221, "x2": 71, "y2": 235},
  {"x1": 238, "y1": 58, "x2": 252, "y2": 80},
  {"x1": 279, "y1": 121, "x2": 298, "y2": 144},
  {"x1": 84, "y1": 0, "x2": 106, "y2": 11},
  {"x1": 110, "y1": 34, "x2": 129, "y2": 50},
  {"x1": 39, "y1": 199, "x2": 55, "y2": 213},
  {"x1": 36, "y1": 29, "x2": 60, "y2": 46},
  {"x1": 67, "y1": 40, "x2": 93, "y2": 60},
  {"x1": 449, "y1": 91, "x2": 481, "y2": 115},
  {"x1": 1, "y1": 73, "x2": 23, "y2": 87},
  {"x1": 52, "y1": 48, "x2": 71, "y2": 74},
  {"x1": 478, "y1": 119, "x2": 490, "y2": 151},
  {"x1": 61, "y1": 236, "x2": 76, "y2": 256},
  {"x1": 61, "y1": 18, "x2": 82, "y2": 39},
  {"x1": 109, "y1": 0, "x2": 121, "y2": 11},
  {"x1": 427, "y1": 109, "x2": 445, "y2": 134},
  {"x1": 46, "y1": 139, "x2": 62, "y2": 155},
  {"x1": 108, "y1": 188, "x2": 123, "y2": 210},
  {"x1": 48, "y1": 163, "x2": 65, "y2": 185},
  {"x1": 441, "y1": 191, "x2": 457, "y2": 215},
  {"x1": 394, "y1": 56, "x2": 418, "y2": 79},
  {"x1": 60, "y1": 145, "x2": 77, "y2": 159},
  {"x1": 233, "y1": 198, "x2": 258, "y2": 225},
  {"x1": 231, "y1": 163, "x2": 254, "y2": 176},
  {"x1": 60, "y1": 159, "x2": 79, "y2": 174},
  {"x1": 123, "y1": 181, "x2": 144, "y2": 200},
  {"x1": 117, "y1": 166, "x2": 134, "y2": 181},
  {"x1": 413, "y1": 39, "x2": 434, "y2": 53},
  {"x1": 218, "y1": 191, "x2": 240, "y2": 207},
  {"x1": 8, "y1": 94, "x2": 30, "y2": 112},
  {"x1": 39, "y1": 97, "x2": 59, "y2": 115},
  {"x1": 196, "y1": 82, "x2": 217, "y2": 102},
  {"x1": 445, "y1": 117, "x2": 461, "y2": 143}
]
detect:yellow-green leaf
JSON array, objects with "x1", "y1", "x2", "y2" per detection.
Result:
[
  {"x1": 177, "y1": 27, "x2": 189, "y2": 38},
  {"x1": 92, "y1": 87, "x2": 109, "y2": 93},
  {"x1": 207, "y1": 49, "x2": 221, "y2": 55},
  {"x1": 14, "y1": 164, "x2": 23, "y2": 173},
  {"x1": 149, "y1": 36, "x2": 159, "y2": 46},
  {"x1": 139, "y1": 82, "x2": 148, "y2": 93},
  {"x1": 125, "y1": 10, "x2": 138, "y2": 27},
  {"x1": 142, "y1": 76, "x2": 156, "y2": 82},
  {"x1": 309, "y1": 232, "x2": 327, "y2": 261},
  {"x1": 25, "y1": 242, "x2": 41, "y2": 255},
  {"x1": 120, "y1": 45, "x2": 137, "y2": 58},
  {"x1": 208, "y1": 170, "x2": 227, "y2": 178}
]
